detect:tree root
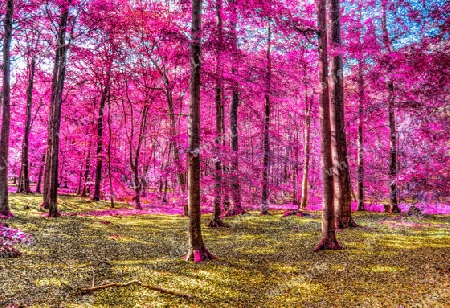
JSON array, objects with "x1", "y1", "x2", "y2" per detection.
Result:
[
  {"x1": 80, "y1": 279, "x2": 191, "y2": 299},
  {"x1": 313, "y1": 237, "x2": 343, "y2": 252},
  {"x1": 335, "y1": 217, "x2": 359, "y2": 229},
  {"x1": 207, "y1": 219, "x2": 228, "y2": 228},
  {"x1": 223, "y1": 207, "x2": 246, "y2": 217},
  {"x1": 184, "y1": 248, "x2": 216, "y2": 263}
]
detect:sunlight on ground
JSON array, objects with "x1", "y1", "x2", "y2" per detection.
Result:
[{"x1": 1, "y1": 194, "x2": 449, "y2": 307}]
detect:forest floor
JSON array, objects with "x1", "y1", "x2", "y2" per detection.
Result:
[{"x1": 1, "y1": 193, "x2": 450, "y2": 308}]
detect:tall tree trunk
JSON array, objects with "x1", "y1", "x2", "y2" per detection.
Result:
[
  {"x1": 185, "y1": 0, "x2": 215, "y2": 262},
  {"x1": 208, "y1": 0, "x2": 226, "y2": 227},
  {"x1": 293, "y1": 131, "x2": 300, "y2": 206},
  {"x1": 107, "y1": 89, "x2": 114, "y2": 208},
  {"x1": 165, "y1": 76, "x2": 186, "y2": 209},
  {"x1": 261, "y1": 19, "x2": 271, "y2": 215},
  {"x1": 387, "y1": 83, "x2": 399, "y2": 212},
  {"x1": 93, "y1": 73, "x2": 111, "y2": 201},
  {"x1": 47, "y1": 4, "x2": 70, "y2": 217},
  {"x1": 300, "y1": 97, "x2": 312, "y2": 210},
  {"x1": 225, "y1": 0, "x2": 245, "y2": 216},
  {"x1": 131, "y1": 105, "x2": 148, "y2": 210},
  {"x1": 18, "y1": 57, "x2": 36, "y2": 194},
  {"x1": 381, "y1": 0, "x2": 400, "y2": 213},
  {"x1": 329, "y1": 0, "x2": 357, "y2": 228},
  {"x1": 314, "y1": 0, "x2": 342, "y2": 251},
  {"x1": 0, "y1": 0, "x2": 14, "y2": 217},
  {"x1": 357, "y1": 62, "x2": 365, "y2": 211}
]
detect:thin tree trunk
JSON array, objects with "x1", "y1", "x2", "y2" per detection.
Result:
[
  {"x1": 131, "y1": 105, "x2": 148, "y2": 210},
  {"x1": 36, "y1": 155, "x2": 45, "y2": 194},
  {"x1": 388, "y1": 83, "x2": 399, "y2": 212},
  {"x1": 293, "y1": 131, "x2": 300, "y2": 206},
  {"x1": 300, "y1": 97, "x2": 312, "y2": 210},
  {"x1": 185, "y1": 0, "x2": 215, "y2": 262},
  {"x1": 261, "y1": 19, "x2": 271, "y2": 215},
  {"x1": 47, "y1": 4, "x2": 70, "y2": 217},
  {"x1": 107, "y1": 89, "x2": 114, "y2": 208},
  {"x1": 18, "y1": 57, "x2": 36, "y2": 194},
  {"x1": 381, "y1": 0, "x2": 400, "y2": 213},
  {"x1": 328, "y1": 0, "x2": 356, "y2": 229},
  {"x1": 314, "y1": 0, "x2": 342, "y2": 251},
  {"x1": 81, "y1": 139, "x2": 92, "y2": 197},
  {"x1": 225, "y1": 0, "x2": 245, "y2": 216},
  {"x1": 93, "y1": 72, "x2": 111, "y2": 201},
  {"x1": 0, "y1": 0, "x2": 14, "y2": 216},
  {"x1": 357, "y1": 62, "x2": 365, "y2": 211},
  {"x1": 208, "y1": 0, "x2": 226, "y2": 227}
]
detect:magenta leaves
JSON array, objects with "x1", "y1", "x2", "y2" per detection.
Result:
[{"x1": 0, "y1": 222, "x2": 33, "y2": 258}]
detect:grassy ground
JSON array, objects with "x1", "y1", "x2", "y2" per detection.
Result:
[{"x1": 1, "y1": 193, "x2": 450, "y2": 308}]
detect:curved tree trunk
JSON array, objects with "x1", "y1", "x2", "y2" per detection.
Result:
[
  {"x1": 0, "y1": 0, "x2": 14, "y2": 217},
  {"x1": 314, "y1": 0, "x2": 342, "y2": 252},
  {"x1": 185, "y1": 0, "x2": 215, "y2": 262}
]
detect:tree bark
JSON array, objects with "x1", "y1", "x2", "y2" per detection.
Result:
[
  {"x1": 0, "y1": 0, "x2": 14, "y2": 217},
  {"x1": 300, "y1": 97, "x2": 312, "y2": 210},
  {"x1": 208, "y1": 0, "x2": 226, "y2": 228},
  {"x1": 131, "y1": 105, "x2": 148, "y2": 210},
  {"x1": 81, "y1": 139, "x2": 92, "y2": 197},
  {"x1": 357, "y1": 62, "x2": 365, "y2": 211},
  {"x1": 185, "y1": 0, "x2": 215, "y2": 262},
  {"x1": 93, "y1": 72, "x2": 111, "y2": 201},
  {"x1": 47, "y1": 4, "x2": 70, "y2": 217},
  {"x1": 36, "y1": 155, "x2": 45, "y2": 194},
  {"x1": 261, "y1": 19, "x2": 271, "y2": 215},
  {"x1": 381, "y1": 0, "x2": 400, "y2": 213},
  {"x1": 225, "y1": 0, "x2": 245, "y2": 217},
  {"x1": 18, "y1": 57, "x2": 36, "y2": 194},
  {"x1": 314, "y1": 0, "x2": 342, "y2": 252},
  {"x1": 107, "y1": 89, "x2": 114, "y2": 208},
  {"x1": 328, "y1": 0, "x2": 356, "y2": 229}
]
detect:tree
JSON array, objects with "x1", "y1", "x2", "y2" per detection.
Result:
[
  {"x1": 185, "y1": 0, "x2": 215, "y2": 262},
  {"x1": 224, "y1": 0, "x2": 246, "y2": 217},
  {"x1": 93, "y1": 68, "x2": 111, "y2": 201},
  {"x1": 300, "y1": 96, "x2": 312, "y2": 210},
  {"x1": 328, "y1": 0, "x2": 357, "y2": 228},
  {"x1": 0, "y1": 0, "x2": 14, "y2": 217},
  {"x1": 208, "y1": 0, "x2": 226, "y2": 227},
  {"x1": 381, "y1": 0, "x2": 400, "y2": 213},
  {"x1": 314, "y1": 0, "x2": 342, "y2": 252},
  {"x1": 261, "y1": 18, "x2": 272, "y2": 215},
  {"x1": 44, "y1": 1, "x2": 71, "y2": 217}
]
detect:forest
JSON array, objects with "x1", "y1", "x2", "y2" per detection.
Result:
[{"x1": 0, "y1": 0, "x2": 449, "y2": 306}]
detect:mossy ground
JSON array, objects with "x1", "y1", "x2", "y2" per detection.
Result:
[{"x1": 1, "y1": 193, "x2": 450, "y2": 307}]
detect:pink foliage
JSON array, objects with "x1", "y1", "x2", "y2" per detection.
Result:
[{"x1": 0, "y1": 223, "x2": 33, "y2": 258}]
